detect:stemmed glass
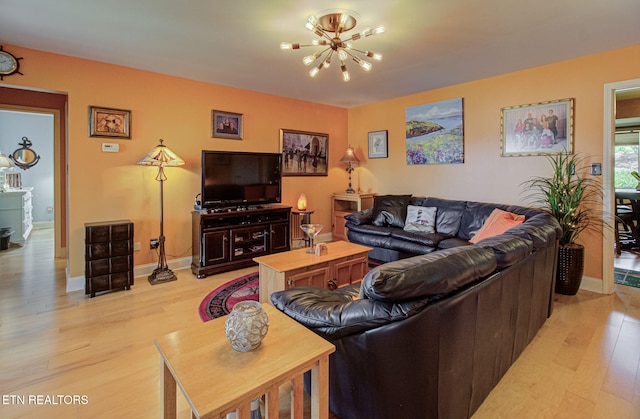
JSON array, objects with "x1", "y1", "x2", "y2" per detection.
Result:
[{"x1": 300, "y1": 224, "x2": 323, "y2": 253}]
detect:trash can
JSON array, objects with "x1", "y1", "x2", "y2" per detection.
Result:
[{"x1": 0, "y1": 227, "x2": 13, "y2": 250}]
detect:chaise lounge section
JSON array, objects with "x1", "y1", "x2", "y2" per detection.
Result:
[{"x1": 271, "y1": 196, "x2": 561, "y2": 418}]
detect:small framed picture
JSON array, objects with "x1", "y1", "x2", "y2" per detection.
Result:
[
  {"x1": 280, "y1": 129, "x2": 328, "y2": 176},
  {"x1": 212, "y1": 110, "x2": 243, "y2": 140},
  {"x1": 501, "y1": 98, "x2": 574, "y2": 156},
  {"x1": 88, "y1": 106, "x2": 131, "y2": 139},
  {"x1": 368, "y1": 130, "x2": 388, "y2": 158}
]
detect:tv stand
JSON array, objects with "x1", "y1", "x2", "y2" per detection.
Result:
[{"x1": 191, "y1": 205, "x2": 291, "y2": 278}]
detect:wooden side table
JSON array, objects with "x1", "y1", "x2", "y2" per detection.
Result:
[
  {"x1": 155, "y1": 304, "x2": 335, "y2": 419},
  {"x1": 331, "y1": 192, "x2": 375, "y2": 241}
]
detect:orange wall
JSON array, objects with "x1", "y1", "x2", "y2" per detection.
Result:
[
  {"x1": 1, "y1": 45, "x2": 348, "y2": 278},
  {"x1": 4, "y1": 42, "x2": 640, "y2": 284},
  {"x1": 348, "y1": 44, "x2": 640, "y2": 281}
]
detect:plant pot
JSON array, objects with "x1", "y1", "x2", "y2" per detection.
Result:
[{"x1": 555, "y1": 243, "x2": 585, "y2": 295}]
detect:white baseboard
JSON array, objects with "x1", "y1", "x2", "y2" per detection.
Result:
[
  {"x1": 65, "y1": 256, "x2": 193, "y2": 293},
  {"x1": 579, "y1": 275, "x2": 605, "y2": 294}
]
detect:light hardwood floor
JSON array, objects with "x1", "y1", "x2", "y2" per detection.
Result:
[{"x1": 1, "y1": 228, "x2": 639, "y2": 418}]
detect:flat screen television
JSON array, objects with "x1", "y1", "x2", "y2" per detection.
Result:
[{"x1": 201, "y1": 150, "x2": 282, "y2": 209}]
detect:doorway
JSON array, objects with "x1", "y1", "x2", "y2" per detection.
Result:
[
  {"x1": 603, "y1": 78, "x2": 640, "y2": 294},
  {"x1": 0, "y1": 86, "x2": 67, "y2": 259}
]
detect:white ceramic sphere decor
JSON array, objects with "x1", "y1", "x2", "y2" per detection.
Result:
[{"x1": 224, "y1": 301, "x2": 269, "y2": 352}]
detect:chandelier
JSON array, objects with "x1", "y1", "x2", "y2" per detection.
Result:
[{"x1": 281, "y1": 11, "x2": 384, "y2": 82}]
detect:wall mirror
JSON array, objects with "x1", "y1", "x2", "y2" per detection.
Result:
[{"x1": 10, "y1": 137, "x2": 40, "y2": 169}]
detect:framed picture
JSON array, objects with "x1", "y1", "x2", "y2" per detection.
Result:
[
  {"x1": 88, "y1": 106, "x2": 131, "y2": 138},
  {"x1": 405, "y1": 98, "x2": 464, "y2": 165},
  {"x1": 212, "y1": 110, "x2": 243, "y2": 140},
  {"x1": 368, "y1": 130, "x2": 388, "y2": 158},
  {"x1": 501, "y1": 98, "x2": 574, "y2": 156},
  {"x1": 280, "y1": 129, "x2": 328, "y2": 176}
]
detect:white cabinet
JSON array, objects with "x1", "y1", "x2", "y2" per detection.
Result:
[{"x1": 0, "y1": 188, "x2": 34, "y2": 245}]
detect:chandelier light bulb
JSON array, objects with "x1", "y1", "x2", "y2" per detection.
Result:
[
  {"x1": 303, "y1": 53, "x2": 320, "y2": 66},
  {"x1": 310, "y1": 67, "x2": 320, "y2": 77},
  {"x1": 341, "y1": 65, "x2": 350, "y2": 82},
  {"x1": 374, "y1": 25, "x2": 385, "y2": 34},
  {"x1": 366, "y1": 51, "x2": 383, "y2": 60},
  {"x1": 338, "y1": 49, "x2": 348, "y2": 61},
  {"x1": 359, "y1": 59, "x2": 372, "y2": 71}
]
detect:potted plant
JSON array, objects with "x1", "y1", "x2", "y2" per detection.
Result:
[{"x1": 522, "y1": 152, "x2": 606, "y2": 295}]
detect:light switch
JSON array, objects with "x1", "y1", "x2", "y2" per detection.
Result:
[
  {"x1": 590, "y1": 163, "x2": 601, "y2": 176},
  {"x1": 102, "y1": 143, "x2": 120, "y2": 153}
]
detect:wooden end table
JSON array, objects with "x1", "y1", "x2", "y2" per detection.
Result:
[
  {"x1": 254, "y1": 240, "x2": 372, "y2": 303},
  {"x1": 155, "y1": 304, "x2": 335, "y2": 419}
]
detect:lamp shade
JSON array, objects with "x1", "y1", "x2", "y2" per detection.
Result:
[
  {"x1": 339, "y1": 145, "x2": 359, "y2": 164},
  {"x1": 0, "y1": 152, "x2": 15, "y2": 169},
  {"x1": 297, "y1": 193, "x2": 307, "y2": 211},
  {"x1": 137, "y1": 139, "x2": 184, "y2": 167}
]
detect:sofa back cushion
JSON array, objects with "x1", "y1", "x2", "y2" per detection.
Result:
[
  {"x1": 475, "y1": 234, "x2": 533, "y2": 268},
  {"x1": 421, "y1": 197, "x2": 466, "y2": 236},
  {"x1": 372, "y1": 195, "x2": 412, "y2": 228},
  {"x1": 361, "y1": 246, "x2": 497, "y2": 302}
]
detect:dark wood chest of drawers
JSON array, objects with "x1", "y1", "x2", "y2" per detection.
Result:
[{"x1": 85, "y1": 220, "x2": 134, "y2": 297}]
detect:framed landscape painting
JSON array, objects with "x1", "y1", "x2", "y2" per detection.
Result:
[
  {"x1": 280, "y1": 129, "x2": 328, "y2": 176},
  {"x1": 405, "y1": 98, "x2": 464, "y2": 165},
  {"x1": 501, "y1": 98, "x2": 574, "y2": 156}
]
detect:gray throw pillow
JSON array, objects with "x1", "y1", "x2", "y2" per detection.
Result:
[{"x1": 404, "y1": 206, "x2": 436, "y2": 233}]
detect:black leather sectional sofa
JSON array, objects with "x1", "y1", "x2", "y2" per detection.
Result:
[{"x1": 270, "y1": 196, "x2": 561, "y2": 419}]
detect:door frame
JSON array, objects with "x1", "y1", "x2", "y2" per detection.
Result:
[
  {"x1": 602, "y1": 77, "x2": 640, "y2": 294},
  {"x1": 0, "y1": 104, "x2": 65, "y2": 258}
]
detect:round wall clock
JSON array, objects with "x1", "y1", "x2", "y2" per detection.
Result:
[{"x1": 0, "y1": 45, "x2": 23, "y2": 80}]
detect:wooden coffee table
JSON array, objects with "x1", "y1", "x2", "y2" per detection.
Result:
[
  {"x1": 254, "y1": 240, "x2": 372, "y2": 303},
  {"x1": 155, "y1": 303, "x2": 335, "y2": 418}
]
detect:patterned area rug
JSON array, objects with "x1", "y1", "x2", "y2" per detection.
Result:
[
  {"x1": 614, "y1": 268, "x2": 640, "y2": 289},
  {"x1": 198, "y1": 272, "x2": 259, "y2": 321}
]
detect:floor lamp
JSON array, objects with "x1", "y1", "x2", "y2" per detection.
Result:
[{"x1": 137, "y1": 139, "x2": 185, "y2": 285}]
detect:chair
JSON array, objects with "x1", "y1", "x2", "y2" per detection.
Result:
[{"x1": 615, "y1": 198, "x2": 640, "y2": 255}]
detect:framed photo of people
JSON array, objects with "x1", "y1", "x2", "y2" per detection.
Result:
[
  {"x1": 212, "y1": 110, "x2": 243, "y2": 140},
  {"x1": 280, "y1": 129, "x2": 328, "y2": 176},
  {"x1": 501, "y1": 98, "x2": 574, "y2": 156}
]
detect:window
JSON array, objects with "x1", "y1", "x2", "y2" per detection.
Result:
[{"x1": 615, "y1": 144, "x2": 639, "y2": 188}]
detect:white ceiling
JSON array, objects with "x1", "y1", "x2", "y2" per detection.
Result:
[{"x1": 1, "y1": 0, "x2": 639, "y2": 108}]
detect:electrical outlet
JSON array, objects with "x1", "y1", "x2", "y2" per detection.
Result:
[
  {"x1": 150, "y1": 238, "x2": 159, "y2": 249},
  {"x1": 133, "y1": 242, "x2": 141, "y2": 251}
]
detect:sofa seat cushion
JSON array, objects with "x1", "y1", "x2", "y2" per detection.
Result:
[
  {"x1": 361, "y1": 246, "x2": 497, "y2": 302},
  {"x1": 437, "y1": 237, "x2": 472, "y2": 249},
  {"x1": 347, "y1": 230, "x2": 393, "y2": 251},
  {"x1": 346, "y1": 223, "x2": 395, "y2": 237},
  {"x1": 390, "y1": 229, "x2": 451, "y2": 247},
  {"x1": 269, "y1": 286, "x2": 430, "y2": 339},
  {"x1": 475, "y1": 234, "x2": 533, "y2": 268}
]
